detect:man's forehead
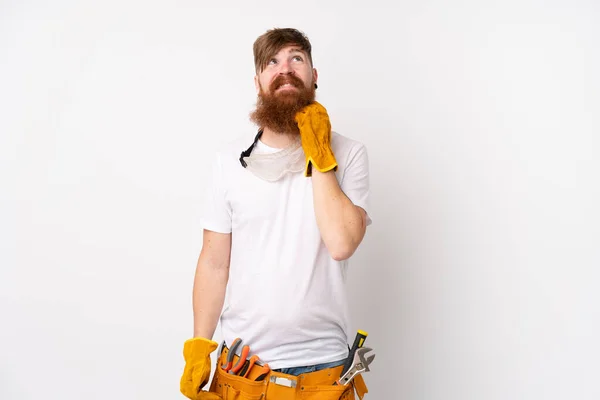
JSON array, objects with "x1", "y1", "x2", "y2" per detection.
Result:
[{"x1": 273, "y1": 45, "x2": 306, "y2": 56}]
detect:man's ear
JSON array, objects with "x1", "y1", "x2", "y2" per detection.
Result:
[
  {"x1": 312, "y1": 68, "x2": 318, "y2": 88},
  {"x1": 254, "y1": 75, "x2": 260, "y2": 95}
]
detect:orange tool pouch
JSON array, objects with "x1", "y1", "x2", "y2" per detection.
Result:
[{"x1": 210, "y1": 346, "x2": 369, "y2": 400}]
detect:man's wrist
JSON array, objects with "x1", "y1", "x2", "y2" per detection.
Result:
[
  {"x1": 193, "y1": 329, "x2": 213, "y2": 339},
  {"x1": 310, "y1": 168, "x2": 337, "y2": 181}
]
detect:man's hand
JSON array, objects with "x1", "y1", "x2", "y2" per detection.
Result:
[
  {"x1": 295, "y1": 101, "x2": 338, "y2": 176},
  {"x1": 180, "y1": 337, "x2": 223, "y2": 400}
]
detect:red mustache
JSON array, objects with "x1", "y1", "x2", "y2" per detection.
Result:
[{"x1": 270, "y1": 74, "x2": 305, "y2": 91}]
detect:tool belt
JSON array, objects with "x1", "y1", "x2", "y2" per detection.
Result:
[{"x1": 209, "y1": 345, "x2": 369, "y2": 400}]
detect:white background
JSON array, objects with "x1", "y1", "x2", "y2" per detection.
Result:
[{"x1": 2, "y1": 1, "x2": 599, "y2": 399}]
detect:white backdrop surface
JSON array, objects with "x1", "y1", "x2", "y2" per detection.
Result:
[{"x1": 2, "y1": 1, "x2": 599, "y2": 399}]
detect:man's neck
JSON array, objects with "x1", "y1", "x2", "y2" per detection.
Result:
[{"x1": 260, "y1": 127, "x2": 298, "y2": 149}]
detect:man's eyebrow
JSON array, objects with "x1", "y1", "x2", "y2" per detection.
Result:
[{"x1": 265, "y1": 48, "x2": 305, "y2": 65}]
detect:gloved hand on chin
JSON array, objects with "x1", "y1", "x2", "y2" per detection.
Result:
[
  {"x1": 294, "y1": 101, "x2": 338, "y2": 177},
  {"x1": 180, "y1": 337, "x2": 223, "y2": 400}
]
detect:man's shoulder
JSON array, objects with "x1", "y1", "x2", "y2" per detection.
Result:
[
  {"x1": 331, "y1": 131, "x2": 368, "y2": 163},
  {"x1": 331, "y1": 131, "x2": 366, "y2": 149}
]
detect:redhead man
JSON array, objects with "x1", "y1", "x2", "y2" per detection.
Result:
[{"x1": 180, "y1": 28, "x2": 372, "y2": 400}]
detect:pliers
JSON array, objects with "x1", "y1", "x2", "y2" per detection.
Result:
[
  {"x1": 229, "y1": 343, "x2": 250, "y2": 375},
  {"x1": 238, "y1": 354, "x2": 260, "y2": 378},
  {"x1": 221, "y1": 338, "x2": 242, "y2": 372},
  {"x1": 220, "y1": 338, "x2": 271, "y2": 380}
]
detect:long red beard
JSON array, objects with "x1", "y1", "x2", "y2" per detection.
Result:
[{"x1": 250, "y1": 74, "x2": 316, "y2": 134}]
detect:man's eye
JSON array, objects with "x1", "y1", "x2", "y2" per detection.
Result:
[
  {"x1": 292, "y1": 56, "x2": 303, "y2": 62},
  {"x1": 268, "y1": 58, "x2": 277, "y2": 65}
]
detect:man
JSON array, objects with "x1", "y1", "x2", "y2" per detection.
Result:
[{"x1": 180, "y1": 28, "x2": 372, "y2": 400}]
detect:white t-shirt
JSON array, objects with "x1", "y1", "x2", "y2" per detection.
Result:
[{"x1": 200, "y1": 131, "x2": 371, "y2": 369}]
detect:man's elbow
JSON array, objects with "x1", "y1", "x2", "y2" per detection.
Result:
[
  {"x1": 326, "y1": 207, "x2": 368, "y2": 261},
  {"x1": 327, "y1": 238, "x2": 361, "y2": 261},
  {"x1": 330, "y1": 248, "x2": 354, "y2": 261}
]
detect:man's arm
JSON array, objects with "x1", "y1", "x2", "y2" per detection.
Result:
[
  {"x1": 193, "y1": 229, "x2": 231, "y2": 339},
  {"x1": 311, "y1": 169, "x2": 367, "y2": 261}
]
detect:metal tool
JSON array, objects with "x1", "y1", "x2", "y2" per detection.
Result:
[
  {"x1": 341, "y1": 330, "x2": 368, "y2": 377},
  {"x1": 237, "y1": 359, "x2": 250, "y2": 377},
  {"x1": 221, "y1": 338, "x2": 242, "y2": 372},
  {"x1": 334, "y1": 347, "x2": 375, "y2": 386},
  {"x1": 240, "y1": 355, "x2": 259, "y2": 378},
  {"x1": 229, "y1": 344, "x2": 250, "y2": 375}
]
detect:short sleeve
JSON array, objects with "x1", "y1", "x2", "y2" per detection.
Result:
[
  {"x1": 340, "y1": 144, "x2": 372, "y2": 226},
  {"x1": 199, "y1": 152, "x2": 232, "y2": 233}
]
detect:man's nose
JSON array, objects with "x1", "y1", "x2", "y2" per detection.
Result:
[{"x1": 278, "y1": 60, "x2": 294, "y2": 74}]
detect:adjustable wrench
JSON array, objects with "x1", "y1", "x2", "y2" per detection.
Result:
[{"x1": 334, "y1": 347, "x2": 375, "y2": 386}]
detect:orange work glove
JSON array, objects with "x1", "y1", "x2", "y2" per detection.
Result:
[
  {"x1": 294, "y1": 101, "x2": 338, "y2": 177},
  {"x1": 180, "y1": 337, "x2": 223, "y2": 400}
]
